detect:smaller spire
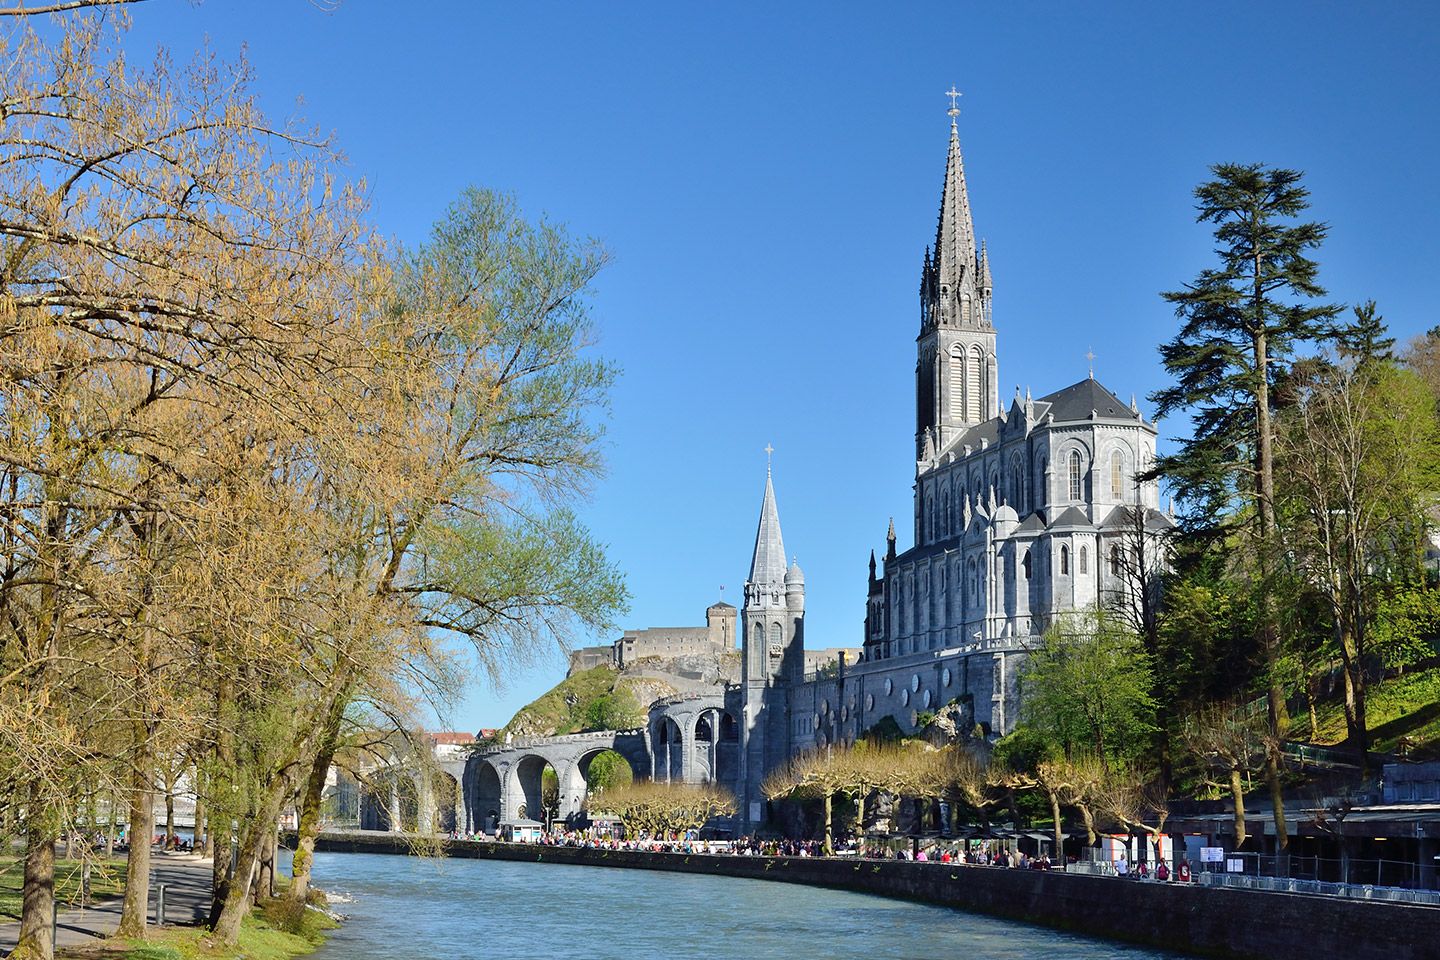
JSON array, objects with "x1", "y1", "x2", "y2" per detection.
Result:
[{"x1": 1130, "y1": 393, "x2": 1139, "y2": 414}]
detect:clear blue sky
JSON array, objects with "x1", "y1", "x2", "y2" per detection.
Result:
[{"x1": 122, "y1": 0, "x2": 1440, "y2": 731}]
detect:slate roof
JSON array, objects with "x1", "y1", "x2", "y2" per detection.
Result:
[
  {"x1": 1048, "y1": 506, "x2": 1093, "y2": 529},
  {"x1": 1036, "y1": 377, "x2": 1140, "y2": 422}
]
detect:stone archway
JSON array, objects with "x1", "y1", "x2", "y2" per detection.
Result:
[
  {"x1": 512, "y1": 754, "x2": 558, "y2": 826},
  {"x1": 473, "y1": 760, "x2": 502, "y2": 834}
]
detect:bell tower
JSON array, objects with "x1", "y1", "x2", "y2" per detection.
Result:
[
  {"x1": 917, "y1": 89, "x2": 997, "y2": 457},
  {"x1": 737, "y1": 453, "x2": 805, "y2": 830}
]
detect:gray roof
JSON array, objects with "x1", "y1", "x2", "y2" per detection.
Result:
[
  {"x1": 1036, "y1": 377, "x2": 1140, "y2": 422},
  {"x1": 1048, "y1": 506, "x2": 1094, "y2": 529},
  {"x1": 1016, "y1": 511, "x2": 1047, "y2": 534}
]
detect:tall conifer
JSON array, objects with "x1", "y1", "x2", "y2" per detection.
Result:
[{"x1": 1151, "y1": 163, "x2": 1341, "y2": 856}]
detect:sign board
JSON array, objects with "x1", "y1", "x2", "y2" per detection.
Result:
[
  {"x1": 749, "y1": 802, "x2": 762, "y2": 823},
  {"x1": 1200, "y1": 846, "x2": 1225, "y2": 863},
  {"x1": 1226, "y1": 858, "x2": 1244, "y2": 873}
]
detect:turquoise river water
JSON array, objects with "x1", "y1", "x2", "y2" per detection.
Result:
[{"x1": 296, "y1": 851, "x2": 1188, "y2": 960}]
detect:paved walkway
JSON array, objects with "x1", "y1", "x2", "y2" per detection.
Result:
[{"x1": 0, "y1": 852, "x2": 214, "y2": 956}]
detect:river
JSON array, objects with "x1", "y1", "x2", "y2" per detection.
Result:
[{"x1": 297, "y1": 851, "x2": 1186, "y2": 959}]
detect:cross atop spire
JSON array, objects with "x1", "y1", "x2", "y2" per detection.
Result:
[
  {"x1": 1085, "y1": 348, "x2": 1096, "y2": 379},
  {"x1": 764, "y1": 442, "x2": 774, "y2": 472},
  {"x1": 945, "y1": 86, "x2": 962, "y2": 120}
]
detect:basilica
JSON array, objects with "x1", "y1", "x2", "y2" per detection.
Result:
[
  {"x1": 460, "y1": 101, "x2": 1171, "y2": 834},
  {"x1": 726, "y1": 103, "x2": 1171, "y2": 827}
]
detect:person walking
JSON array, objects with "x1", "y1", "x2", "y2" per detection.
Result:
[{"x1": 1115, "y1": 852, "x2": 1129, "y2": 878}]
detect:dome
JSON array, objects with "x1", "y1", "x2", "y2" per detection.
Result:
[
  {"x1": 785, "y1": 560, "x2": 805, "y2": 585},
  {"x1": 991, "y1": 504, "x2": 1019, "y2": 524}
]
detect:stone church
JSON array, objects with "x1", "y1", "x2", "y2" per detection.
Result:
[
  {"x1": 724, "y1": 104, "x2": 1171, "y2": 828},
  {"x1": 459, "y1": 102, "x2": 1172, "y2": 835}
]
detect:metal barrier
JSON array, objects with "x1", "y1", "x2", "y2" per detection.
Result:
[{"x1": 1196, "y1": 871, "x2": 1440, "y2": 905}]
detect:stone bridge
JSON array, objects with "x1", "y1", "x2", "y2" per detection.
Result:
[{"x1": 461, "y1": 729, "x2": 653, "y2": 833}]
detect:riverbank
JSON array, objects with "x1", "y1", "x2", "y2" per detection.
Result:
[
  {"x1": 297, "y1": 831, "x2": 1440, "y2": 960},
  {"x1": 0, "y1": 852, "x2": 335, "y2": 960}
]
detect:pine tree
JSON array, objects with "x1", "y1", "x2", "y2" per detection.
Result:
[{"x1": 1150, "y1": 163, "x2": 1341, "y2": 857}]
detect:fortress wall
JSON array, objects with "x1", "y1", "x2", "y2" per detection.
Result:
[{"x1": 299, "y1": 833, "x2": 1437, "y2": 960}]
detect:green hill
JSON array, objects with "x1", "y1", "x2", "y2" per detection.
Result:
[{"x1": 495, "y1": 665, "x2": 675, "y2": 740}]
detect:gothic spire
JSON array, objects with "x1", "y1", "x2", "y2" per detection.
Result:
[
  {"x1": 934, "y1": 112, "x2": 978, "y2": 292},
  {"x1": 748, "y1": 466, "x2": 787, "y2": 588}
]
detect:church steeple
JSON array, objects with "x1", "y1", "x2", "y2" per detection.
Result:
[
  {"x1": 916, "y1": 89, "x2": 998, "y2": 457},
  {"x1": 745, "y1": 465, "x2": 787, "y2": 606},
  {"x1": 933, "y1": 115, "x2": 978, "y2": 295}
]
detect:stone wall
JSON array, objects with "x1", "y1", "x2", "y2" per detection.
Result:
[{"x1": 299, "y1": 833, "x2": 1439, "y2": 960}]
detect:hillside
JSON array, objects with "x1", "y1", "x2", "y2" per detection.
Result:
[
  {"x1": 495, "y1": 665, "x2": 677, "y2": 741},
  {"x1": 1304, "y1": 666, "x2": 1440, "y2": 761}
]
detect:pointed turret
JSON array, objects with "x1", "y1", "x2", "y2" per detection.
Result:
[
  {"x1": 747, "y1": 467, "x2": 787, "y2": 592},
  {"x1": 934, "y1": 117, "x2": 978, "y2": 295},
  {"x1": 885, "y1": 517, "x2": 897, "y2": 563}
]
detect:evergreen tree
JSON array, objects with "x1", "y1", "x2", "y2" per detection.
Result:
[{"x1": 1150, "y1": 163, "x2": 1341, "y2": 856}]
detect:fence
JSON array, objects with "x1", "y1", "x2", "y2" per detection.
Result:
[{"x1": 1197, "y1": 870, "x2": 1440, "y2": 906}]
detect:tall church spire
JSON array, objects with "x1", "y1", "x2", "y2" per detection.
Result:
[
  {"x1": 916, "y1": 90, "x2": 998, "y2": 456},
  {"x1": 934, "y1": 114, "x2": 978, "y2": 292},
  {"x1": 746, "y1": 465, "x2": 787, "y2": 595}
]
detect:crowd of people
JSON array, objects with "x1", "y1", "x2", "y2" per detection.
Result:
[{"x1": 447, "y1": 825, "x2": 1195, "y2": 879}]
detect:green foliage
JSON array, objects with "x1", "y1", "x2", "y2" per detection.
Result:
[
  {"x1": 1151, "y1": 162, "x2": 1341, "y2": 527},
  {"x1": 1020, "y1": 608, "x2": 1157, "y2": 769},
  {"x1": 581, "y1": 690, "x2": 642, "y2": 732},
  {"x1": 585, "y1": 749, "x2": 634, "y2": 793},
  {"x1": 859, "y1": 715, "x2": 905, "y2": 743},
  {"x1": 914, "y1": 711, "x2": 935, "y2": 729},
  {"x1": 1373, "y1": 586, "x2": 1440, "y2": 668}
]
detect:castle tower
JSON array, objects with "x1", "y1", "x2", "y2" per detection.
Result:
[
  {"x1": 738, "y1": 461, "x2": 804, "y2": 828},
  {"x1": 916, "y1": 94, "x2": 996, "y2": 457}
]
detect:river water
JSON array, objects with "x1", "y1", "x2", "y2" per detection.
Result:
[{"x1": 298, "y1": 851, "x2": 1186, "y2": 960}]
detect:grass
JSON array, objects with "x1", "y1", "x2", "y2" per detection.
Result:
[
  {"x1": 1305, "y1": 666, "x2": 1440, "y2": 758},
  {"x1": 0, "y1": 856, "x2": 127, "y2": 921},
  {"x1": 53, "y1": 897, "x2": 338, "y2": 960}
]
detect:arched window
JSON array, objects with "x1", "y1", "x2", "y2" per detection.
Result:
[
  {"x1": 1022, "y1": 550, "x2": 1032, "y2": 579},
  {"x1": 1010, "y1": 453, "x2": 1024, "y2": 509},
  {"x1": 1069, "y1": 451, "x2": 1083, "y2": 501},
  {"x1": 770, "y1": 622, "x2": 783, "y2": 648},
  {"x1": 927, "y1": 494, "x2": 935, "y2": 542},
  {"x1": 1038, "y1": 456, "x2": 1049, "y2": 507},
  {"x1": 968, "y1": 557, "x2": 977, "y2": 602},
  {"x1": 1079, "y1": 545, "x2": 1089, "y2": 574},
  {"x1": 941, "y1": 488, "x2": 950, "y2": 538},
  {"x1": 1111, "y1": 451, "x2": 1125, "y2": 500},
  {"x1": 1060, "y1": 545, "x2": 1070, "y2": 575},
  {"x1": 1110, "y1": 545, "x2": 1122, "y2": 577}
]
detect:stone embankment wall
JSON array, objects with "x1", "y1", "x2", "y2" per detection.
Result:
[{"x1": 298, "y1": 832, "x2": 1438, "y2": 960}]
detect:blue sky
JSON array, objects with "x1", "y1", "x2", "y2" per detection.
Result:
[{"x1": 122, "y1": 0, "x2": 1440, "y2": 731}]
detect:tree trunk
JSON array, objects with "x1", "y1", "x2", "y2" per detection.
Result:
[
  {"x1": 117, "y1": 736, "x2": 156, "y2": 939},
  {"x1": 1048, "y1": 789, "x2": 1064, "y2": 867},
  {"x1": 213, "y1": 777, "x2": 291, "y2": 945},
  {"x1": 210, "y1": 825, "x2": 232, "y2": 927},
  {"x1": 1230, "y1": 766, "x2": 1248, "y2": 847},
  {"x1": 822, "y1": 792, "x2": 833, "y2": 856},
  {"x1": 193, "y1": 797, "x2": 207, "y2": 855},
  {"x1": 165, "y1": 789, "x2": 175, "y2": 847},
  {"x1": 289, "y1": 722, "x2": 342, "y2": 903},
  {"x1": 13, "y1": 787, "x2": 56, "y2": 960}
]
